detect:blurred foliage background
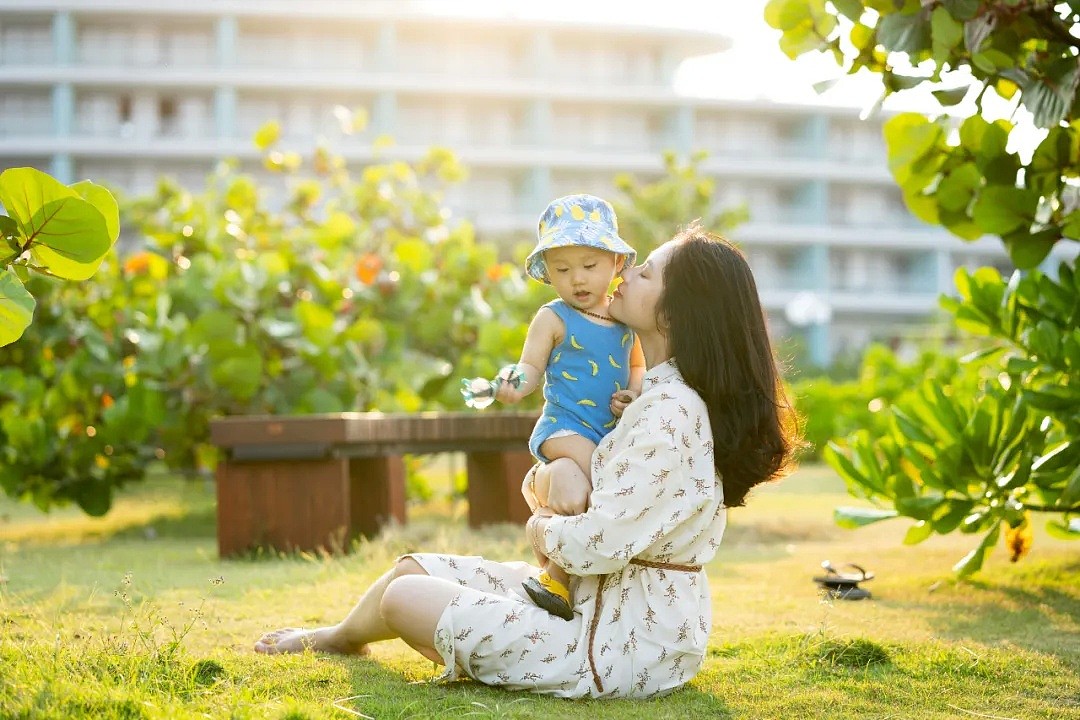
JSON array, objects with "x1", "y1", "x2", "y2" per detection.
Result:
[{"x1": 5, "y1": 0, "x2": 1080, "y2": 578}]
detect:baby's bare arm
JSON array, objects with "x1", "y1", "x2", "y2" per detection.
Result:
[{"x1": 495, "y1": 308, "x2": 560, "y2": 404}]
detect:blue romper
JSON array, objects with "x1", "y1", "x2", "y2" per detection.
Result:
[{"x1": 529, "y1": 300, "x2": 634, "y2": 462}]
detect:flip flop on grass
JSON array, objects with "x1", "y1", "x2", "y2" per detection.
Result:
[{"x1": 814, "y1": 561, "x2": 874, "y2": 601}]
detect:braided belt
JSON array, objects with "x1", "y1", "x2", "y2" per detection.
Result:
[
  {"x1": 587, "y1": 558, "x2": 703, "y2": 693},
  {"x1": 628, "y1": 557, "x2": 702, "y2": 573}
]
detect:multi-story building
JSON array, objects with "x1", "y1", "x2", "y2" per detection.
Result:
[{"x1": 0, "y1": 0, "x2": 1036, "y2": 365}]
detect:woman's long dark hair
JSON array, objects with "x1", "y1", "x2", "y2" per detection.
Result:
[{"x1": 657, "y1": 223, "x2": 801, "y2": 507}]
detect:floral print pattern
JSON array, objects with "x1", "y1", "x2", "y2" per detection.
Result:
[{"x1": 411, "y1": 360, "x2": 726, "y2": 698}]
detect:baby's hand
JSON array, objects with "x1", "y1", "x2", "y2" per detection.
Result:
[
  {"x1": 494, "y1": 365, "x2": 528, "y2": 404},
  {"x1": 609, "y1": 389, "x2": 638, "y2": 417}
]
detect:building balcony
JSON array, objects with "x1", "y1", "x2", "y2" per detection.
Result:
[
  {"x1": 759, "y1": 289, "x2": 941, "y2": 317},
  {"x1": 0, "y1": 63, "x2": 689, "y2": 103},
  {"x1": 735, "y1": 222, "x2": 1001, "y2": 253}
]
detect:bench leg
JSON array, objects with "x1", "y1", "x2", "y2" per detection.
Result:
[
  {"x1": 465, "y1": 450, "x2": 535, "y2": 527},
  {"x1": 216, "y1": 458, "x2": 353, "y2": 557},
  {"x1": 348, "y1": 456, "x2": 407, "y2": 538}
]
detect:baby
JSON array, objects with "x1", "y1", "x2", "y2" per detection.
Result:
[{"x1": 492, "y1": 194, "x2": 645, "y2": 620}]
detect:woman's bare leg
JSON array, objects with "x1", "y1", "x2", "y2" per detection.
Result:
[
  {"x1": 380, "y1": 574, "x2": 470, "y2": 664},
  {"x1": 254, "y1": 556, "x2": 428, "y2": 655}
]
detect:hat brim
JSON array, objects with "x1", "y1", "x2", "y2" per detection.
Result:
[{"x1": 526, "y1": 231, "x2": 637, "y2": 284}]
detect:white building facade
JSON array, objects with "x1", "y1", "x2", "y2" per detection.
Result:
[{"x1": 0, "y1": 0, "x2": 1024, "y2": 365}]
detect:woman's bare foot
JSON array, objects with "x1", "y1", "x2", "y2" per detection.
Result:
[{"x1": 253, "y1": 626, "x2": 370, "y2": 656}]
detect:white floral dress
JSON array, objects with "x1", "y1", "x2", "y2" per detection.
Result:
[{"x1": 409, "y1": 360, "x2": 727, "y2": 698}]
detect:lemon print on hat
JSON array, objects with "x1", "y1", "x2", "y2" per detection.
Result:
[{"x1": 525, "y1": 194, "x2": 637, "y2": 285}]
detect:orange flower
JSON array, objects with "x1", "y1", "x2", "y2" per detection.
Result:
[
  {"x1": 101, "y1": 393, "x2": 115, "y2": 409},
  {"x1": 485, "y1": 264, "x2": 506, "y2": 282},
  {"x1": 123, "y1": 252, "x2": 152, "y2": 275},
  {"x1": 1005, "y1": 518, "x2": 1033, "y2": 562},
  {"x1": 355, "y1": 253, "x2": 383, "y2": 285}
]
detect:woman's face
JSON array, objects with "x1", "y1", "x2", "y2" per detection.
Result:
[{"x1": 609, "y1": 240, "x2": 676, "y2": 334}]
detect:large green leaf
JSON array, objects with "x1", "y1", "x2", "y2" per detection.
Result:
[
  {"x1": 878, "y1": 10, "x2": 931, "y2": 54},
  {"x1": 0, "y1": 168, "x2": 111, "y2": 280},
  {"x1": 935, "y1": 163, "x2": 981, "y2": 213},
  {"x1": 942, "y1": 0, "x2": 979, "y2": 21},
  {"x1": 0, "y1": 267, "x2": 35, "y2": 347},
  {"x1": 1022, "y1": 69, "x2": 1076, "y2": 129},
  {"x1": 294, "y1": 300, "x2": 336, "y2": 346},
  {"x1": 73, "y1": 481, "x2": 113, "y2": 517},
  {"x1": 952, "y1": 520, "x2": 1001, "y2": 577},
  {"x1": 765, "y1": 0, "x2": 817, "y2": 31},
  {"x1": 70, "y1": 180, "x2": 120, "y2": 244},
  {"x1": 931, "y1": 6, "x2": 964, "y2": 68},
  {"x1": 395, "y1": 238, "x2": 434, "y2": 273},
  {"x1": 1004, "y1": 228, "x2": 1058, "y2": 270},
  {"x1": 210, "y1": 345, "x2": 263, "y2": 401},
  {"x1": 0, "y1": 216, "x2": 20, "y2": 264},
  {"x1": 830, "y1": 0, "x2": 863, "y2": 22},
  {"x1": 1060, "y1": 464, "x2": 1080, "y2": 508},
  {"x1": 896, "y1": 495, "x2": 944, "y2": 521},
  {"x1": 834, "y1": 506, "x2": 899, "y2": 528},
  {"x1": 1027, "y1": 127, "x2": 1077, "y2": 196},
  {"x1": 883, "y1": 114, "x2": 945, "y2": 190},
  {"x1": 903, "y1": 520, "x2": 934, "y2": 545},
  {"x1": 971, "y1": 186, "x2": 1037, "y2": 235},
  {"x1": 959, "y1": 116, "x2": 1011, "y2": 163},
  {"x1": 190, "y1": 310, "x2": 242, "y2": 350},
  {"x1": 1045, "y1": 518, "x2": 1080, "y2": 540}
]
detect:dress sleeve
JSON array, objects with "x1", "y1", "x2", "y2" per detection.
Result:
[{"x1": 540, "y1": 395, "x2": 714, "y2": 575}]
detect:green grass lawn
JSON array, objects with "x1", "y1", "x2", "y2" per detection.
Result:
[{"x1": 1, "y1": 463, "x2": 1077, "y2": 719}]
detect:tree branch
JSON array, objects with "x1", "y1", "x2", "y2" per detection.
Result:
[
  {"x1": 1031, "y1": 8, "x2": 1080, "y2": 50},
  {"x1": 1024, "y1": 503, "x2": 1080, "y2": 513}
]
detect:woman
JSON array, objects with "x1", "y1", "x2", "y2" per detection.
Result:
[{"x1": 254, "y1": 224, "x2": 799, "y2": 698}]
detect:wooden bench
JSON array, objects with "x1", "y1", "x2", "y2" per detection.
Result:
[{"x1": 209, "y1": 411, "x2": 539, "y2": 558}]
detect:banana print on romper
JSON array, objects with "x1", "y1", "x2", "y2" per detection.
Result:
[{"x1": 528, "y1": 299, "x2": 634, "y2": 462}]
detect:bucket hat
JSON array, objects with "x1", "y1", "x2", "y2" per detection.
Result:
[{"x1": 525, "y1": 194, "x2": 636, "y2": 284}]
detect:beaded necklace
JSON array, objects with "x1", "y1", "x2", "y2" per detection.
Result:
[
  {"x1": 574, "y1": 296, "x2": 614, "y2": 322},
  {"x1": 577, "y1": 307, "x2": 612, "y2": 322}
]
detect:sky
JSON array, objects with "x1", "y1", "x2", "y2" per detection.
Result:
[
  {"x1": 423, "y1": 0, "x2": 1041, "y2": 153},
  {"x1": 426, "y1": 0, "x2": 901, "y2": 108}
]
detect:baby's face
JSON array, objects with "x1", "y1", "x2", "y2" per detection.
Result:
[{"x1": 544, "y1": 246, "x2": 620, "y2": 312}]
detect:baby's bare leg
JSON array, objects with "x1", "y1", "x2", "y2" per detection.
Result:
[
  {"x1": 531, "y1": 435, "x2": 594, "y2": 609},
  {"x1": 535, "y1": 434, "x2": 595, "y2": 515}
]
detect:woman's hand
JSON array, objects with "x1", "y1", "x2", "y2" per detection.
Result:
[
  {"x1": 521, "y1": 464, "x2": 541, "y2": 512},
  {"x1": 609, "y1": 389, "x2": 639, "y2": 418},
  {"x1": 526, "y1": 513, "x2": 552, "y2": 565}
]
